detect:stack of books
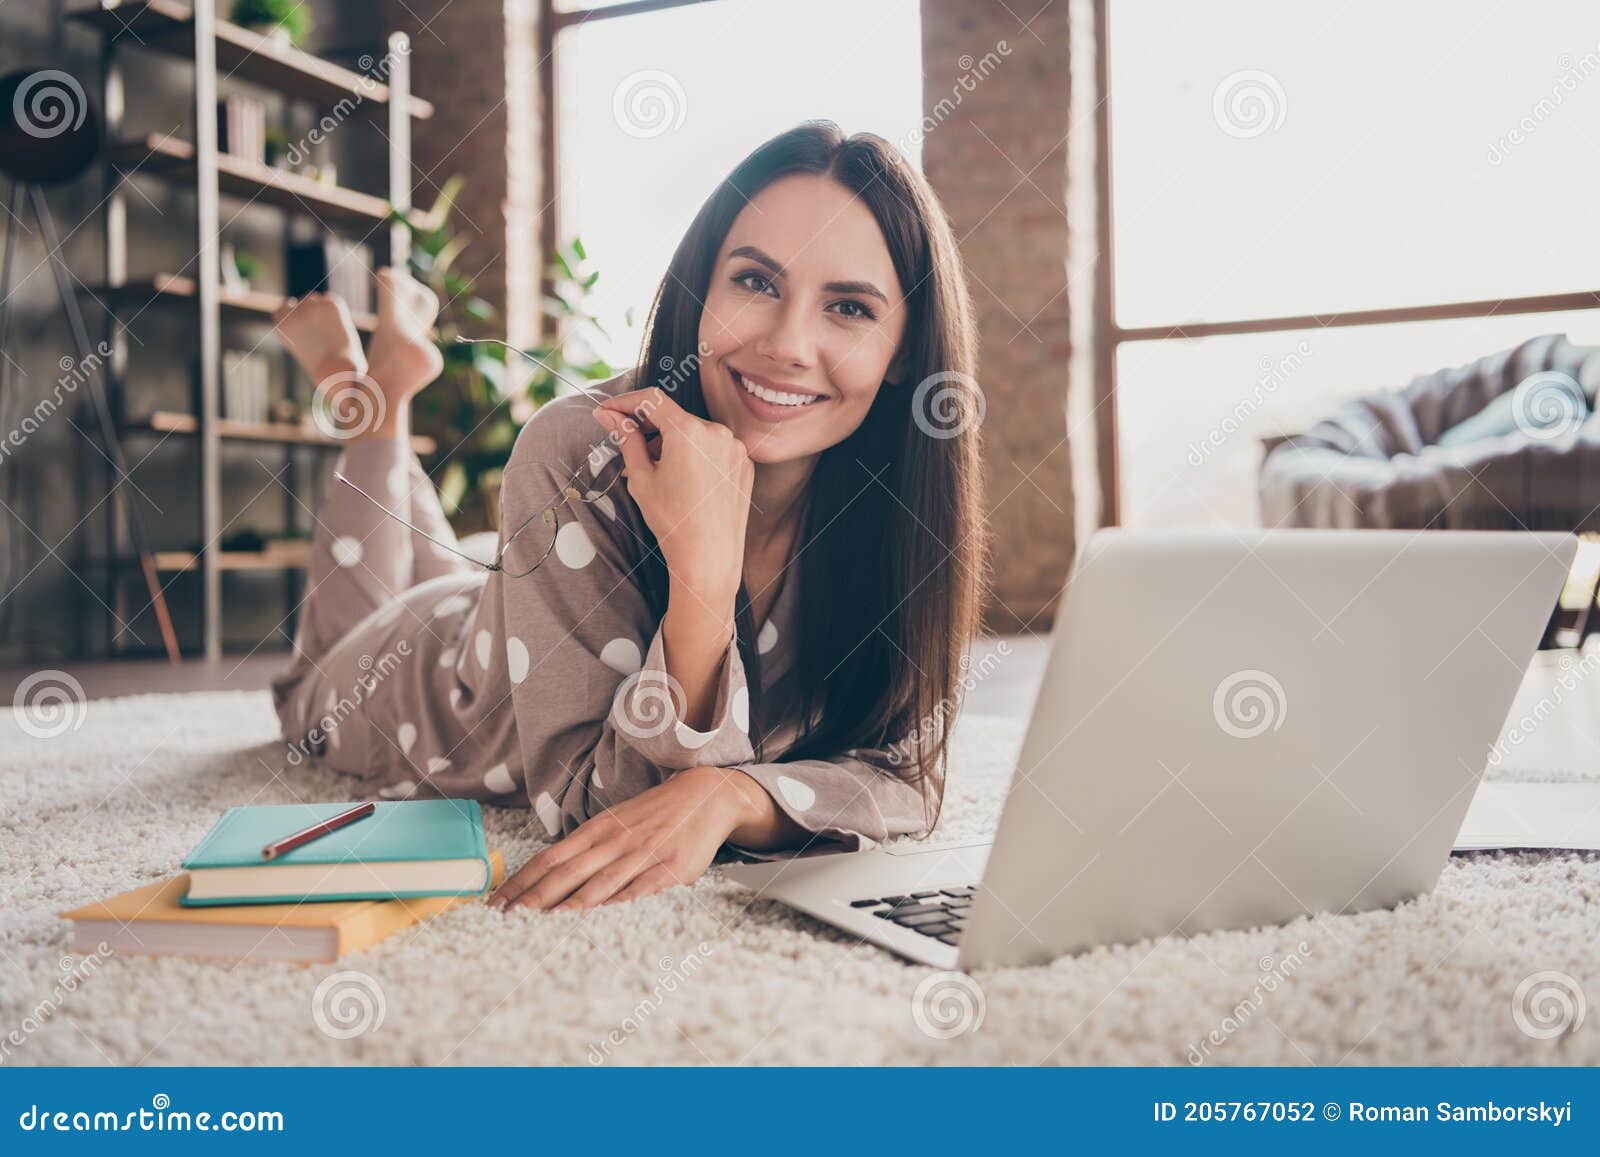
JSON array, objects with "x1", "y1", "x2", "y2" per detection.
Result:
[
  {"x1": 61, "y1": 800, "x2": 503, "y2": 963},
  {"x1": 217, "y1": 96, "x2": 267, "y2": 164},
  {"x1": 223, "y1": 349, "x2": 270, "y2": 423}
]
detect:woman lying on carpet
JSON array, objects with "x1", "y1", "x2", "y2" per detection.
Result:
[{"x1": 269, "y1": 121, "x2": 985, "y2": 910}]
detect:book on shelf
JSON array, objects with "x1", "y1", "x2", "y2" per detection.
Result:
[
  {"x1": 217, "y1": 96, "x2": 266, "y2": 164},
  {"x1": 289, "y1": 237, "x2": 374, "y2": 316},
  {"x1": 223, "y1": 350, "x2": 270, "y2": 424}
]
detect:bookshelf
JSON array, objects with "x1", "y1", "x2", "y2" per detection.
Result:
[
  {"x1": 126, "y1": 409, "x2": 435, "y2": 454},
  {"x1": 83, "y1": 273, "x2": 379, "y2": 332},
  {"x1": 105, "y1": 133, "x2": 425, "y2": 227},
  {"x1": 67, "y1": 0, "x2": 436, "y2": 117},
  {"x1": 68, "y1": 1, "x2": 425, "y2": 660}
]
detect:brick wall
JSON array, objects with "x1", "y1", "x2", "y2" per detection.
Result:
[
  {"x1": 383, "y1": 0, "x2": 541, "y2": 344},
  {"x1": 920, "y1": 1, "x2": 1077, "y2": 633}
]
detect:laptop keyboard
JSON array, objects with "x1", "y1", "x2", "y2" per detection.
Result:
[{"x1": 849, "y1": 885, "x2": 976, "y2": 945}]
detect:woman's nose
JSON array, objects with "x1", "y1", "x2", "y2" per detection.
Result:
[{"x1": 753, "y1": 301, "x2": 816, "y2": 368}]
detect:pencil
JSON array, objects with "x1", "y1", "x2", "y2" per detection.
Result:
[{"x1": 261, "y1": 801, "x2": 376, "y2": 861}]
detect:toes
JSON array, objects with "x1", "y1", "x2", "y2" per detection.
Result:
[{"x1": 376, "y1": 267, "x2": 432, "y2": 312}]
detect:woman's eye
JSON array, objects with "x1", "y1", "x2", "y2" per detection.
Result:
[
  {"x1": 830, "y1": 299, "x2": 876, "y2": 321},
  {"x1": 734, "y1": 271, "x2": 775, "y2": 296}
]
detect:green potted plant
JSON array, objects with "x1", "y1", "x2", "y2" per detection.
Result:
[
  {"x1": 231, "y1": 249, "x2": 261, "y2": 290},
  {"x1": 229, "y1": 0, "x2": 311, "y2": 48},
  {"x1": 390, "y1": 178, "x2": 619, "y2": 532},
  {"x1": 264, "y1": 127, "x2": 290, "y2": 169}
]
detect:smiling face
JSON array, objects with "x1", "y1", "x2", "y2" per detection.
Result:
[{"x1": 696, "y1": 173, "x2": 908, "y2": 464}]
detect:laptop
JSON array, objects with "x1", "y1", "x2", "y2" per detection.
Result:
[{"x1": 724, "y1": 529, "x2": 1575, "y2": 970}]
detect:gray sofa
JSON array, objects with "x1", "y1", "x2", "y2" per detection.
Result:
[{"x1": 1259, "y1": 334, "x2": 1600, "y2": 530}]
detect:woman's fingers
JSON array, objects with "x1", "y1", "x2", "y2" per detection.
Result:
[
  {"x1": 598, "y1": 409, "x2": 655, "y2": 478},
  {"x1": 489, "y1": 816, "x2": 608, "y2": 908},
  {"x1": 489, "y1": 846, "x2": 563, "y2": 908},
  {"x1": 596, "y1": 387, "x2": 694, "y2": 435},
  {"x1": 507, "y1": 840, "x2": 628, "y2": 910},
  {"x1": 489, "y1": 772, "x2": 727, "y2": 914},
  {"x1": 605, "y1": 862, "x2": 682, "y2": 905},
  {"x1": 552, "y1": 848, "x2": 655, "y2": 910},
  {"x1": 489, "y1": 859, "x2": 542, "y2": 908}
]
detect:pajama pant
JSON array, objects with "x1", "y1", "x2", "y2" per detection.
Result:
[{"x1": 270, "y1": 437, "x2": 522, "y2": 803}]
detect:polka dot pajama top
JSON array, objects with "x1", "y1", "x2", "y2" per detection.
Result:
[{"x1": 271, "y1": 373, "x2": 932, "y2": 857}]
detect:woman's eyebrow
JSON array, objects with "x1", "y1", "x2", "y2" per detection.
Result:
[
  {"x1": 727, "y1": 245, "x2": 889, "y2": 305},
  {"x1": 822, "y1": 279, "x2": 889, "y2": 305},
  {"x1": 728, "y1": 244, "x2": 785, "y2": 273}
]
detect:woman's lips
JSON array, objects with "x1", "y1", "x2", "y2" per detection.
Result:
[{"x1": 730, "y1": 368, "x2": 830, "y2": 423}]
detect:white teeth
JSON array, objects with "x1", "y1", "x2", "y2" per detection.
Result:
[{"x1": 737, "y1": 371, "x2": 819, "y2": 408}]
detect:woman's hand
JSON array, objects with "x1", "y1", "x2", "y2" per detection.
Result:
[
  {"x1": 488, "y1": 766, "x2": 773, "y2": 911},
  {"x1": 593, "y1": 387, "x2": 752, "y2": 602}
]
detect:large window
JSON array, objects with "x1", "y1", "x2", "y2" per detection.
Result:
[
  {"x1": 1103, "y1": 0, "x2": 1600, "y2": 528},
  {"x1": 551, "y1": 0, "x2": 923, "y2": 365}
]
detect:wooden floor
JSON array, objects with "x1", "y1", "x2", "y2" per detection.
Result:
[
  {"x1": 0, "y1": 635, "x2": 1052, "y2": 721},
  {"x1": 0, "y1": 652, "x2": 287, "y2": 703}
]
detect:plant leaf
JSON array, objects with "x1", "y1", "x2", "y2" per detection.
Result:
[
  {"x1": 433, "y1": 234, "x2": 470, "y2": 276},
  {"x1": 421, "y1": 175, "x2": 465, "y2": 233},
  {"x1": 476, "y1": 356, "x2": 507, "y2": 393}
]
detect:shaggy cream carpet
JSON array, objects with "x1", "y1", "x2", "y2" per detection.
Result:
[{"x1": 1, "y1": 673, "x2": 1596, "y2": 1066}]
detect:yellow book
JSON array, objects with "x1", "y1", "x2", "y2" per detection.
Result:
[{"x1": 59, "y1": 850, "x2": 504, "y2": 964}]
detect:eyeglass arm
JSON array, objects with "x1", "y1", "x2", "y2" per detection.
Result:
[
  {"x1": 333, "y1": 471, "x2": 508, "y2": 572},
  {"x1": 454, "y1": 337, "x2": 610, "y2": 405}
]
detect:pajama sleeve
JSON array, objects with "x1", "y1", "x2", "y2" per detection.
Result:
[
  {"x1": 493, "y1": 397, "x2": 755, "y2": 836},
  {"x1": 727, "y1": 748, "x2": 934, "y2": 861}
]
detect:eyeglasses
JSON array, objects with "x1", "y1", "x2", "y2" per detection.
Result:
[{"x1": 333, "y1": 338, "x2": 638, "y2": 578}]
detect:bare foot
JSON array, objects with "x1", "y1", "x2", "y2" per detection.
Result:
[
  {"x1": 272, "y1": 293, "x2": 366, "y2": 385},
  {"x1": 367, "y1": 266, "x2": 444, "y2": 401}
]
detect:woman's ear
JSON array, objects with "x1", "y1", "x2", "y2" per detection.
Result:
[{"x1": 885, "y1": 344, "x2": 911, "y2": 388}]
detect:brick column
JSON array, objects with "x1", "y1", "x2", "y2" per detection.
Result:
[
  {"x1": 384, "y1": 0, "x2": 542, "y2": 344},
  {"x1": 920, "y1": 1, "x2": 1076, "y2": 632}
]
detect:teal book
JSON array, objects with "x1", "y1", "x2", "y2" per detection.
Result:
[{"x1": 180, "y1": 800, "x2": 492, "y2": 906}]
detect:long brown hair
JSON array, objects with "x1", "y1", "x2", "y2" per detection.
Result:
[{"x1": 637, "y1": 121, "x2": 986, "y2": 827}]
